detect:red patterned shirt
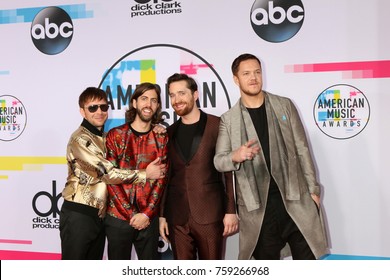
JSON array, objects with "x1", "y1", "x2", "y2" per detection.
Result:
[{"x1": 105, "y1": 123, "x2": 169, "y2": 221}]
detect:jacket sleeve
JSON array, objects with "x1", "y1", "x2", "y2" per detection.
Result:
[
  {"x1": 214, "y1": 114, "x2": 240, "y2": 172},
  {"x1": 70, "y1": 133, "x2": 146, "y2": 185},
  {"x1": 223, "y1": 171, "x2": 236, "y2": 214},
  {"x1": 287, "y1": 99, "x2": 321, "y2": 196}
]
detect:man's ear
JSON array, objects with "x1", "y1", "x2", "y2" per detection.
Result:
[
  {"x1": 233, "y1": 75, "x2": 239, "y2": 86},
  {"x1": 80, "y1": 107, "x2": 86, "y2": 118},
  {"x1": 194, "y1": 90, "x2": 199, "y2": 101}
]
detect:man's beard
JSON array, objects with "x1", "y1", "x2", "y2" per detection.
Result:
[
  {"x1": 242, "y1": 88, "x2": 261, "y2": 97},
  {"x1": 136, "y1": 107, "x2": 154, "y2": 122},
  {"x1": 174, "y1": 100, "x2": 194, "y2": 117}
]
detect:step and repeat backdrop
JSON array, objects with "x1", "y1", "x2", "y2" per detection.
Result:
[{"x1": 0, "y1": 0, "x2": 389, "y2": 260}]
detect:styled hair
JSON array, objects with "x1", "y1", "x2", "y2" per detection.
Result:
[
  {"x1": 231, "y1": 53, "x2": 261, "y2": 76},
  {"x1": 167, "y1": 73, "x2": 198, "y2": 94},
  {"x1": 125, "y1": 82, "x2": 162, "y2": 124},
  {"x1": 78, "y1": 87, "x2": 108, "y2": 108}
]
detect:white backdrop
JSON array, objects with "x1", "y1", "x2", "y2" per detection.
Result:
[{"x1": 0, "y1": 0, "x2": 389, "y2": 260}]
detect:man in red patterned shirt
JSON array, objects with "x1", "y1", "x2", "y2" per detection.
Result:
[{"x1": 104, "y1": 82, "x2": 169, "y2": 260}]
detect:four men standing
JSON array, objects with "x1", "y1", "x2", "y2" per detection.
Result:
[{"x1": 60, "y1": 54, "x2": 328, "y2": 260}]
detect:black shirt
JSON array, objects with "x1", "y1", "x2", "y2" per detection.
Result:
[
  {"x1": 247, "y1": 104, "x2": 279, "y2": 196},
  {"x1": 176, "y1": 120, "x2": 198, "y2": 160}
]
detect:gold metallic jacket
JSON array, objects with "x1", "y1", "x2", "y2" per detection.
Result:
[{"x1": 62, "y1": 119, "x2": 146, "y2": 217}]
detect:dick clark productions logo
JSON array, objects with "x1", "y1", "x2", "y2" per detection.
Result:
[{"x1": 32, "y1": 181, "x2": 61, "y2": 229}]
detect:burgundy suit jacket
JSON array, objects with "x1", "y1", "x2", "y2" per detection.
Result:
[{"x1": 160, "y1": 111, "x2": 236, "y2": 225}]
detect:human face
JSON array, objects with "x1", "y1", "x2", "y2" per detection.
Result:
[
  {"x1": 233, "y1": 59, "x2": 263, "y2": 97},
  {"x1": 80, "y1": 98, "x2": 108, "y2": 130},
  {"x1": 133, "y1": 89, "x2": 159, "y2": 123},
  {"x1": 169, "y1": 80, "x2": 198, "y2": 117}
]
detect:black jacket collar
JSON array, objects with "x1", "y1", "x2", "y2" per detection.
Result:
[{"x1": 81, "y1": 118, "x2": 104, "y2": 137}]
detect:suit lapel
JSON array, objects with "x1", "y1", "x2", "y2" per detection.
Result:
[
  {"x1": 266, "y1": 92, "x2": 300, "y2": 200},
  {"x1": 172, "y1": 110, "x2": 207, "y2": 163},
  {"x1": 188, "y1": 110, "x2": 207, "y2": 161},
  {"x1": 229, "y1": 101, "x2": 262, "y2": 210},
  {"x1": 170, "y1": 121, "x2": 186, "y2": 162}
]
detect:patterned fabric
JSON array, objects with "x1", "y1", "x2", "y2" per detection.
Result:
[
  {"x1": 105, "y1": 123, "x2": 169, "y2": 221},
  {"x1": 61, "y1": 119, "x2": 144, "y2": 217}
]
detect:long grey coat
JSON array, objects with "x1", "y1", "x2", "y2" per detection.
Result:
[{"x1": 214, "y1": 91, "x2": 328, "y2": 259}]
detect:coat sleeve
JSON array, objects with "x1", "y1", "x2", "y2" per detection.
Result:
[
  {"x1": 223, "y1": 170, "x2": 236, "y2": 214},
  {"x1": 287, "y1": 99, "x2": 321, "y2": 196},
  {"x1": 214, "y1": 114, "x2": 241, "y2": 172},
  {"x1": 70, "y1": 132, "x2": 145, "y2": 185}
]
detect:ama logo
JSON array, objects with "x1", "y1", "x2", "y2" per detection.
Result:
[
  {"x1": 313, "y1": 84, "x2": 370, "y2": 140},
  {"x1": 250, "y1": 0, "x2": 305, "y2": 43},
  {"x1": 31, "y1": 6, "x2": 74, "y2": 55},
  {"x1": 99, "y1": 44, "x2": 231, "y2": 131},
  {"x1": 0, "y1": 95, "x2": 27, "y2": 141}
]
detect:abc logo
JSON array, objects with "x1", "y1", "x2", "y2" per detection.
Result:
[
  {"x1": 31, "y1": 7, "x2": 73, "y2": 55},
  {"x1": 250, "y1": 0, "x2": 304, "y2": 43}
]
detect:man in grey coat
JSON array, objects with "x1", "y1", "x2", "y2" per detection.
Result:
[{"x1": 213, "y1": 53, "x2": 328, "y2": 260}]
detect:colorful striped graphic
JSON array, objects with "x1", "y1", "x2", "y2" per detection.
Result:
[
  {"x1": 285, "y1": 60, "x2": 390, "y2": 79},
  {"x1": 0, "y1": 157, "x2": 66, "y2": 171},
  {"x1": 0, "y1": 250, "x2": 61, "y2": 260},
  {"x1": 181, "y1": 63, "x2": 211, "y2": 75},
  {"x1": 0, "y1": 157, "x2": 66, "y2": 180},
  {"x1": 0, "y1": 239, "x2": 32, "y2": 245},
  {"x1": 322, "y1": 254, "x2": 390, "y2": 260},
  {"x1": 0, "y1": 4, "x2": 93, "y2": 24}
]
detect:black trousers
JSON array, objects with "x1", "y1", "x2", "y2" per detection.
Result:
[
  {"x1": 104, "y1": 214, "x2": 159, "y2": 260},
  {"x1": 59, "y1": 205, "x2": 105, "y2": 260},
  {"x1": 253, "y1": 191, "x2": 316, "y2": 260}
]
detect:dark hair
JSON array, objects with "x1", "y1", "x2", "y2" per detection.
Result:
[
  {"x1": 231, "y1": 53, "x2": 261, "y2": 76},
  {"x1": 167, "y1": 73, "x2": 198, "y2": 94},
  {"x1": 125, "y1": 82, "x2": 162, "y2": 124},
  {"x1": 78, "y1": 87, "x2": 108, "y2": 108}
]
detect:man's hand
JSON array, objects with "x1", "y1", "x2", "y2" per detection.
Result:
[
  {"x1": 152, "y1": 124, "x2": 167, "y2": 134},
  {"x1": 146, "y1": 157, "x2": 166, "y2": 180},
  {"x1": 223, "y1": 213, "x2": 239, "y2": 236},
  {"x1": 129, "y1": 213, "x2": 150, "y2": 230},
  {"x1": 232, "y1": 139, "x2": 260, "y2": 163},
  {"x1": 159, "y1": 217, "x2": 170, "y2": 242}
]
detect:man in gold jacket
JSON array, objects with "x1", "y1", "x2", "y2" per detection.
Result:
[{"x1": 60, "y1": 87, "x2": 166, "y2": 260}]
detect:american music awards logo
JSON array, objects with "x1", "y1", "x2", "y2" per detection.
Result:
[
  {"x1": 99, "y1": 43, "x2": 231, "y2": 131},
  {"x1": 0, "y1": 95, "x2": 27, "y2": 141},
  {"x1": 313, "y1": 84, "x2": 370, "y2": 139}
]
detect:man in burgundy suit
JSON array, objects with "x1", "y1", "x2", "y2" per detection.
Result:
[{"x1": 159, "y1": 73, "x2": 238, "y2": 260}]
